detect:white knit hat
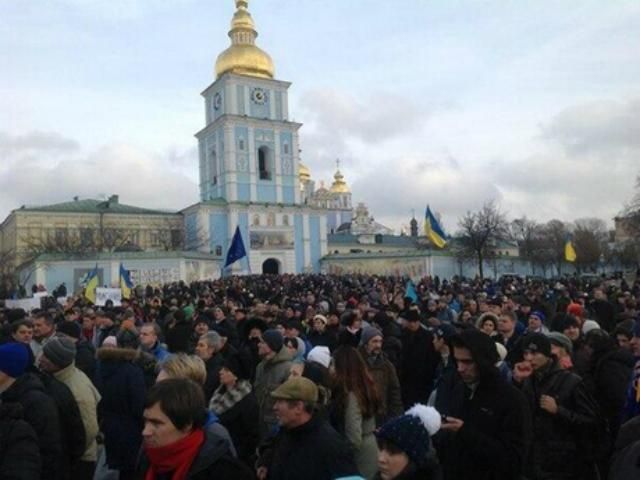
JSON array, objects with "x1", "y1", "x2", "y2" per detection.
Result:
[{"x1": 307, "y1": 346, "x2": 331, "y2": 368}]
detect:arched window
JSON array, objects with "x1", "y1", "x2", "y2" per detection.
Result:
[
  {"x1": 252, "y1": 214, "x2": 261, "y2": 226},
  {"x1": 267, "y1": 212, "x2": 276, "y2": 227},
  {"x1": 282, "y1": 214, "x2": 289, "y2": 226},
  {"x1": 258, "y1": 146, "x2": 271, "y2": 180}
]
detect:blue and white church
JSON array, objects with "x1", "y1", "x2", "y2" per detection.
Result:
[{"x1": 183, "y1": 0, "x2": 328, "y2": 274}]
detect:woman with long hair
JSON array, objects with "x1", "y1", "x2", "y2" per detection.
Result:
[{"x1": 330, "y1": 346, "x2": 382, "y2": 479}]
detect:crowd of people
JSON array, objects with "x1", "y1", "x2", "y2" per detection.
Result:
[{"x1": 0, "y1": 272, "x2": 639, "y2": 480}]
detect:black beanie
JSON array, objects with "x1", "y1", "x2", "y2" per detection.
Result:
[
  {"x1": 522, "y1": 333, "x2": 552, "y2": 357},
  {"x1": 262, "y1": 329, "x2": 283, "y2": 353}
]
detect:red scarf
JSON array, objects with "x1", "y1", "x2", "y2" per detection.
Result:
[{"x1": 144, "y1": 428, "x2": 204, "y2": 480}]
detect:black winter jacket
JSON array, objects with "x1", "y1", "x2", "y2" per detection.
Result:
[
  {"x1": 258, "y1": 415, "x2": 358, "y2": 480},
  {"x1": 0, "y1": 403, "x2": 41, "y2": 480},
  {"x1": 400, "y1": 327, "x2": 439, "y2": 408},
  {"x1": 217, "y1": 389, "x2": 260, "y2": 464},
  {"x1": 0, "y1": 373, "x2": 62, "y2": 480},
  {"x1": 521, "y1": 360, "x2": 600, "y2": 480},
  {"x1": 436, "y1": 372, "x2": 532, "y2": 480}
]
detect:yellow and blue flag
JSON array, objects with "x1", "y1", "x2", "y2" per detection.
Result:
[
  {"x1": 425, "y1": 206, "x2": 447, "y2": 248},
  {"x1": 84, "y1": 265, "x2": 99, "y2": 304},
  {"x1": 119, "y1": 263, "x2": 133, "y2": 299},
  {"x1": 564, "y1": 236, "x2": 577, "y2": 262}
]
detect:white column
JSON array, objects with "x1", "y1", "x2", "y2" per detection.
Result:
[
  {"x1": 269, "y1": 89, "x2": 276, "y2": 119},
  {"x1": 224, "y1": 124, "x2": 237, "y2": 202},
  {"x1": 248, "y1": 128, "x2": 257, "y2": 201},
  {"x1": 293, "y1": 132, "x2": 301, "y2": 204},
  {"x1": 303, "y1": 214, "x2": 311, "y2": 271},
  {"x1": 228, "y1": 82, "x2": 237, "y2": 115},
  {"x1": 274, "y1": 130, "x2": 283, "y2": 203},
  {"x1": 283, "y1": 90, "x2": 289, "y2": 120}
]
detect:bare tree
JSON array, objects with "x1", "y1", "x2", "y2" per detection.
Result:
[
  {"x1": 456, "y1": 201, "x2": 509, "y2": 279},
  {"x1": 509, "y1": 217, "x2": 541, "y2": 273},
  {"x1": 573, "y1": 218, "x2": 608, "y2": 272},
  {"x1": 537, "y1": 219, "x2": 572, "y2": 275}
]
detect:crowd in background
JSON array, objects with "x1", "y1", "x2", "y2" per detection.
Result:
[{"x1": 0, "y1": 272, "x2": 639, "y2": 480}]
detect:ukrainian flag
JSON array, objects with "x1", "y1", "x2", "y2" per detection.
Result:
[
  {"x1": 425, "y1": 206, "x2": 447, "y2": 248},
  {"x1": 84, "y1": 265, "x2": 99, "y2": 304},
  {"x1": 119, "y1": 263, "x2": 133, "y2": 299},
  {"x1": 564, "y1": 236, "x2": 577, "y2": 262}
]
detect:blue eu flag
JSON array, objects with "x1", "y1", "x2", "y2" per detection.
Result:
[{"x1": 224, "y1": 226, "x2": 247, "y2": 268}]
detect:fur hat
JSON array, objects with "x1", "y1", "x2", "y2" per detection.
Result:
[{"x1": 376, "y1": 404, "x2": 441, "y2": 466}]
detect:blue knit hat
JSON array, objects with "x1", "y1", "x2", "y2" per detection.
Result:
[
  {"x1": 0, "y1": 342, "x2": 30, "y2": 378},
  {"x1": 261, "y1": 329, "x2": 284, "y2": 353},
  {"x1": 375, "y1": 404, "x2": 441, "y2": 466}
]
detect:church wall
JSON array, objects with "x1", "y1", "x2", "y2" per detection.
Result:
[
  {"x1": 294, "y1": 213, "x2": 304, "y2": 272},
  {"x1": 209, "y1": 213, "x2": 228, "y2": 257},
  {"x1": 309, "y1": 215, "x2": 321, "y2": 272},
  {"x1": 236, "y1": 85, "x2": 246, "y2": 114},
  {"x1": 275, "y1": 91, "x2": 283, "y2": 120},
  {"x1": 282, "y1": 187, "x2": 295, "y2": 204}
]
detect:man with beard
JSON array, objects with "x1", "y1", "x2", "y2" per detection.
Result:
[{"x1": 358, "y1": 326, "x2": 403, "y2": 425}]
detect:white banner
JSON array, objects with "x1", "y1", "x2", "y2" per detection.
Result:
[
  {"x1": 95, "y1": 288, "x2": 122, "y2": 307},
  {"x1": 4, "y1": 298, "x2": 41, "y2": 311}
]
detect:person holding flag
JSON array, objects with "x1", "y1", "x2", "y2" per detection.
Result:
[{"x1": 425, "y1": 205, "x2": 447, "y2": 248}]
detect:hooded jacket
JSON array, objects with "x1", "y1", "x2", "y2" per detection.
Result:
[{"x1": 437, "y1": 330, "x2": 532, "y2": 480}]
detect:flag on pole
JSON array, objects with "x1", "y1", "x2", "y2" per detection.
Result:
[
  {"x1": 119, "y1": 263, "x2": 133, "y2": 299},
  {"x1": 84, "y1": 265, "x2": 99, "y2": 304},
  {"x1": 405, "y1": 280, "x2": 418, "y2": 304},
  {"x1": 564, "y1": 236, "x2": 577, "y2": 262},
  {"x1": 225, "y1": 226, "x2": 248, "y2": 269},
  {"x1": 425, "y1": 205, "x2": 447, "y2": 248}
]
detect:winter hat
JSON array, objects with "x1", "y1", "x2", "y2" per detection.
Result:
[
  {"x1": 547, "y1": 332, "x2": 573, "y2": 353},
  {"x1": 222, "y1": 354, "x2": 249, "y2": 380},
  {"x1": 522, "y1": 333, "x2": 552, "y2": 357},
  {"x1": 582, "y1": 320, "x2": 601, "y2": 335},
  {"x1": 307, "y1": 346, "x2": 331, "y2": 368},
  {"x1": 43, "y1": 336, "x2": 77, "y2": 368},
  {"x1": 102, "y1": 336, "x2": 118, "y2": 347},
  {"x1": 313, "y1": 314, "x2": 328, "y2": 326},
  {"x1": 376, "y1": 404, "x2": 441, "y2": 466},
  {"x1": 567, "y1": 303, "x2": 584, "y2": 318},
  {"x1": 57, "y1": 321, "x2": 82, "y2": 339},
  {"x1": 359, "y1": 326, "x2": 383, "y2": 347},
  {"x1": 529, "y1": 311, "x2": 546, "y2": 323},
  {"x1": 261, "y1": 329, "x2": 284, "y2": 353},
  {"x1": 404, "y1": 310, "x2": 421, "y2": 323},
  {"x1": 0, "y1": 343, "x2": 30, "y2": 378},
  {"x1": 433, "y1": 323, "x2": 456, "y2": 342}
]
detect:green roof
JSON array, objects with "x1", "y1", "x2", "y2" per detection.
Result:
[{"x1": 18, "y1": 198, "x2": 178, "y2": 216}]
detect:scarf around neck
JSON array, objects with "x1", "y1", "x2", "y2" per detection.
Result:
[
  {"x1": 209, "y1": 379, "x2": 252, "y2": 415},
  {"x1": 144, "y1": 428, "x2": 204, "y2": 480}
]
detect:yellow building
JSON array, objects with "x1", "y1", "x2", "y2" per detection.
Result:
[{"x1": 0, "y1": 195, "x2": 183, "y2": 271}]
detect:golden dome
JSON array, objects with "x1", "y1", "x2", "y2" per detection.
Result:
[
  {"x1": 330, "y1": 168, "x2": 351, "y2": 194},
  {"x1": 215, "y1": 1, "x2": 275, "y2": 80},
  {"x1": 299, "y1": 162, "x2": 311, "y2": 182}
]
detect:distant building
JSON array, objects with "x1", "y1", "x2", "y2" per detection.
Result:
[{"x1": 0, "y1": 195, "x2": 183, "y2": 268}]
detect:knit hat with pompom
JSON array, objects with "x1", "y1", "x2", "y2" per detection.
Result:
[{"x1": 375, "y1": 404, "x2": 441, "y2": 466}]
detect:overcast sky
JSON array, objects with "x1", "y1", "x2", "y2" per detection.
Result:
[{"x1": 2, "y1": 0, "x2": 639, "y2": 233}]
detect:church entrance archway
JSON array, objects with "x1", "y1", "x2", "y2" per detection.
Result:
[{"x1": 262, "y1": 258, "x2": 280, "y2": 275}]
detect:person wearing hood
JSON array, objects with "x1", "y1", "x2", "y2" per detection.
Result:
[
  {"x1": 254, "y1": 329, "x2": 293, "y2": 440},
  {"x1": 436, "y1": 329, "x2": 531, "y2": 480},
  {"x1": 137, "y1": 378, "x2": 254, "y2": 480},
  {"x1": 516, "y1": 333, "x2": 601, "y2": 480},
  {"x1": 358, "y1": 327, "x2": 403, "y2": 425}
]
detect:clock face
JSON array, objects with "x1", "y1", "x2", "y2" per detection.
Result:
[
  {"x1": 251, "y1": 88, "x2": 267, "y2": 105},
  {"x1": 213, "y1": 92, "x2": 222, "y2": 110}
]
